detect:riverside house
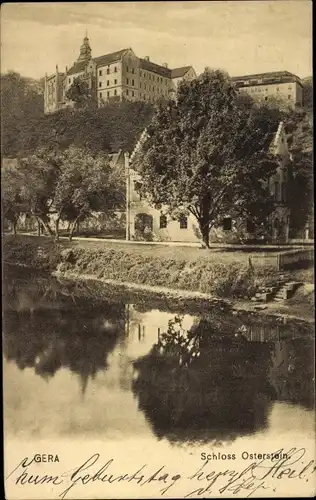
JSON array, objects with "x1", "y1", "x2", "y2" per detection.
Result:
[{"x1": 125, "y1": 122, "x2": 291, "y2": 244}]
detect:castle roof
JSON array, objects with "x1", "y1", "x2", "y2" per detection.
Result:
[
  {"x1": 170, "y1": 66, "x2": 192, "y2": 78},
  {"x1": 231, "y1": 70, "x2": 302, "y2": 87},
  {"x1": 93, "y1": 48, "x2": 129, "y2": 67},
  {"x1": 139, "y1": 58, "x2": 171, "y2": 77},
  {"x1": 67, "y1": 61, "x2": 89, "y2": 76}
]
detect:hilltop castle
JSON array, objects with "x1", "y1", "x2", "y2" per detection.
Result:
[{"x1": 44, "y1": 35, "x2": 196, "y2": 113}]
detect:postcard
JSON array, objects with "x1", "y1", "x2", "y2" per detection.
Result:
[{"x1": 2, "y1": 1, "x2": 314, "y2": 499}]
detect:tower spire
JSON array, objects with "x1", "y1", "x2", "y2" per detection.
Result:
[{"x1": 77, "y1": 32, "x2": 92, "y2": 63}]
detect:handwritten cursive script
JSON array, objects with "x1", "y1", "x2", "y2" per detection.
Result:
[{"x1": 6, "y1": 447, "x2": 316, "y2": 498}]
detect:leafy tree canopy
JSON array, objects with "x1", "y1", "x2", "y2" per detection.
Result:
[{"x1": 134, "y1": 69, "x2": 283, "y2": 246}]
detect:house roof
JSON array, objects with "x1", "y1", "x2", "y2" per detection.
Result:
[
  {"x1": 170, "y1": 66, "x2": 192, "y2": 79},
  {"x1": 93, "y1": 49, "x2": 129, "y2": 67},
  {"x1": 67, "y1": 61, "x2": 89, "y2": 76},
  {"x1": 139, "y1": 58, "x2": 171, "y2": 77},
  {"x1": 109, "y1": 150, "x2": 124, "y2": 166},
  {"x1": 231, "y1": 70, "x2": 302, "y2": 87}
]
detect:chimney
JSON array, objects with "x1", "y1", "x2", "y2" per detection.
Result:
[
  {"x1": 163, "y1": 63, "x2": 168, "y2": 68},
  {"x1": 144, "y1": 56, "x2": 150, "y2": 61}
]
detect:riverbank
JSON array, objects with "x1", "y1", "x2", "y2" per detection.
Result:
[{"x1": 3, "y1": 235, "x2": 314, "y2": 322}]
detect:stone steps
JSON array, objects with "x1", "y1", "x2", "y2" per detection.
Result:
[{"x1": 251, "y1": 280, "x2": 303, "y2": 304}]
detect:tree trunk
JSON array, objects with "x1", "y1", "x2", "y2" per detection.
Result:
[
  {"x1": 200, "y1": 223, "x2": 210, "y2": 248},
  {"x1": 69, "y1": 216, "x2": 81, "y2": 241},
  {"x1": 36, "y1": 216, "x2": 54, "y2": 237},
  {"x1": 12, "y1": 220, "x2": 17, "y2": 236},
  {"x1": 54, "y1": 217, "x2": 60, "y2": 241}
]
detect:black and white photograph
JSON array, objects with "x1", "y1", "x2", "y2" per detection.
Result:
[{"x1": 2, "y1": 1, "x2": 314, "y2": 498}]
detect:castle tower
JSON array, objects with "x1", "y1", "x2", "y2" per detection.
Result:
[{"x1": 77, "y1": 32, "x2": 92, "y2": 63}]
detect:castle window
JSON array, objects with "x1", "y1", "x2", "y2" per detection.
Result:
[
  {"x1": 159, "y1": 215, "x2": 167, "y2": 229},
  {"x1": 99, "y1": 70, "x2": 102, "y2": 76},
  {"x1": 114, "y1": 79, "x2": 117, "y2": 85},
  {"x1": 179, "y1": 215, "x2": 188, "y2": 229},
  {"x1": 223, "y1": 217, "x2": 232, "y2": 231},
  {"x1": 126, "y1": 78, "x2": 129, "y2": 84}
]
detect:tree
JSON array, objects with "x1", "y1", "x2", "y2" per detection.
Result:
[
  {"x1": 1, "y1": 71, "x2": 44, "y2": 157},
  {"x1": 1, "y1": 160, "x2": 26, "y2": 235},
  {"x1": 285, "y1": 108, "x2": 313, "y2": 236},
  {"x1": 17, "y1": 148, "x2": 62, "y2": 236},
  {"x1": 65, "y1": 77, "x2": 94, "y2": 109},
  {"x1": 134, "y1": 70, "x2": 282, "y2": 247},
  {"x1": 52, "y1": 147, "x2": 126, "y2": 240}
]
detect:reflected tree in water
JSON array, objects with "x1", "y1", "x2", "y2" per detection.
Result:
[
  {"x1": 3, "y1": 272, "x2": 126, "y2": 394},
  {"x1": 269, "y1": 338, "x2": 315, "y2": 409},
  {"x1": 132, "y1": 316, "x2": 276, "y2": 445}
]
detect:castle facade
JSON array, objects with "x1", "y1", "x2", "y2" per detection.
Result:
[{"x1": 44, "y1": 35, "x2": 196, "y2": 113}]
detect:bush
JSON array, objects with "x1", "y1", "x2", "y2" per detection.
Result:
[{"x1": 3, "y1": 236, "x2": 278, "y2": 298}]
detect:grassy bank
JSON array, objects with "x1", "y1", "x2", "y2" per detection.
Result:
[{"x1": 3, "y1": 235, "x2": 280, "y2": 299}]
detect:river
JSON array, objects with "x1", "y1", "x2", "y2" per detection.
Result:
[{"x1": 3, "y1": 264, "x2": 315, "y2": 498}]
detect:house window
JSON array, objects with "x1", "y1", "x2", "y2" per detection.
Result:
[
  {"x1": 223, "y1": 217, "x2": 232, "y2": 231},
  {"x1": 132, "y1": 68, "x2": 135, "y2": 74},
  {"x1": 114, "y1": 66, "x2": 117, "y2": 72},
  {"x1": 179, "y1": 215, "x2": 188, "y2": 229},
  {"x1": 107, "y1": 80, "x2": 109, "y2": 86},
  {"x1": 99, "y1": 82, "x2": 102, "y2": 87},
  {"x1": 132, "y1": 91, "x2": 135, "y2": 97},
  {"x1": 107, "y1": 91, "x2": 110, "y2": 97},
  {"x1": 107, "y1": 68, "x2": 110, "y2": 74},
  {"x1": 126, "y1": 66, "x2": 129, "y2": 73},
  {"x1": 132, "y1": 79, "x2": 135, "y2": 86},
  {"x1": 140, "y1": 83, "x2": 142, "y2": 88},
  {"x1": 126, "y1": 78, "x2": 129, "y2": 84},
  {"x1": 160, "y1": 214, "x2": 167, "y2": 229},
  {"x1": 114, "y1": 79, "x2": 117, "y2": 85},
  {"x1": 114, "y1": 90, "x2": 117, "y2": 96},
  {"x1": 288, "y1": 95, "x2": 291, "y2": 99},
  {"x1": 99, "y1": 92, "x2": 102, "y2": 98},
  {"x1": 99, "y1": 70, "x2": 102, "y2": 76},
  {"x1": 126, "y1": 90, "x2": 129, "y2": 96}
]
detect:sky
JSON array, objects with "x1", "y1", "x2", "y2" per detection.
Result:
[{"x1": 1, "y1": 1, "x2": 313, "y2": 80}]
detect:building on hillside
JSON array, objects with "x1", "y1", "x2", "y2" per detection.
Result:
[
  {"x1": 125, "y1": 123, "x2": 291, "y2": 244},
  {"x1": 231, "y1": 71, "x2": 303, "y2": 109},
  {"x1": 44, "y1": 35, "x2": 196, "y2": 113}
]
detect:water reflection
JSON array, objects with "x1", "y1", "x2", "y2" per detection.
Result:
[{"x1": 3, "y1": 266, "x2": 315, "y2": 445}]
